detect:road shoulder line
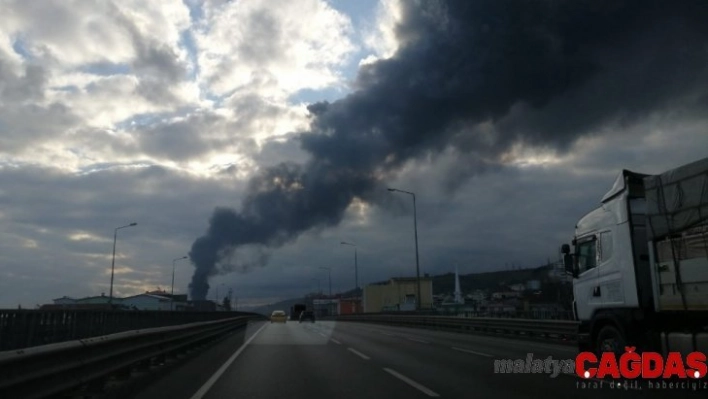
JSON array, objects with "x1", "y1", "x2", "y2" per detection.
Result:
[{"x1": 189, "y1": 322, "x2": 267, "y2": 399}]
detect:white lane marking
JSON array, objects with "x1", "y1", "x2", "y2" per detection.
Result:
[
  {"x1": 406, "y1": 337, "x2": 429, "y2": 344},
  {"x1": 383, "y1": 368, "x2": 440, "y2": 397},
  {"x1": 331, "y1": 338, "x2": 342, "y2": 345},
  {"x1": 451, "y1": 347, "x2": 493, "y2": 358},
  {"x1": 318, "y1": 332, "x2": 328, "y2": 338},
  {"x1": 347, "y1": 347, "x2": 371, "y2": 360},
  {"x1": 189, "y1": 322, "x2": 267, "y2": 399},
  {"x1": 379, "y1": 331, "x2": 395, "y2": 336}
]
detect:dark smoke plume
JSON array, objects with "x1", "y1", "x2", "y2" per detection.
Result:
[{"x1": 189, "y1": 0, "x2": 708, "y2": 299}]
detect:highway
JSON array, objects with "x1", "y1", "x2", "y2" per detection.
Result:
[{"x1": 126, "y1": 321, "x2": 705, "y2": 398}]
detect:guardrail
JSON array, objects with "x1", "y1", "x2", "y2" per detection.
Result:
[
  {"x1": 0, "y1": 309, "x2": 260, "y2": 351},
  {"x1": 439, "y1": 310, "x2": 574, "y2": 320},
  {"x1": 0, "y1": 315, "x2": 264, "y2": 399},
  {"x1": 335, "y1": 314, "x2": 579, "y2": 342}
]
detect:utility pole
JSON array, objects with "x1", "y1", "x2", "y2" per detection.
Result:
[
  {"x1": 388, "y1": 188, "x2": 422, "y2": 311},
  {"x1": 341, "y1": 241, "x2": 359, "y2": 295},
  {"x1": 109, "y1": 222, "x2": 137, "y2": 306}
]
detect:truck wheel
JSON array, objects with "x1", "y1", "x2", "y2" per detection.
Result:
[{"x1": 595, "y1": 325, "x2": 626, "y2": 356}]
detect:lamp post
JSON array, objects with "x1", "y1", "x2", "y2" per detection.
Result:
[
  {"x1": 109, "y1": 222, "x2": 137, "y2": 306},
  {"x1": 340, "y1": 241, "x2": 358, "y2": 295},
  {"x1": 388, "y1": 187, "x2": 422, "y2": 311},
  {"x1": 171, "y1": 256, "x2": 188, "y2": 311},
  {"x1": 319, "y1": 266, "x2": 332, "y2": 315}
]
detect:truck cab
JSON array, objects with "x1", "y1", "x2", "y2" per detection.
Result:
[{"x1": 562, "y1": 159, "x2": 708, "y2": 356}]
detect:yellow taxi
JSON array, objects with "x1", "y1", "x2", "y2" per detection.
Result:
[{"x1": 270, "y1": 310, "x2": 287, "y2": 323}]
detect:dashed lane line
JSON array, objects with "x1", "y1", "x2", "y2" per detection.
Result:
[
  {"x1": 347, "y1": 347, "x2": 371, "y2": 360},
  {"x1": 383, "y1": 368, "x2": 440, "y2": 397},
  {"x1": 451, "y1": 347, "x2": 494, "y2": 358}
]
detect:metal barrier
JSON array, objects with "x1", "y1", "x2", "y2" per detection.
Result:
[
  {"x1": 0, "y1": 309, "x2": 260, "y2": 351},
  {"x1": 443, "y1": 310, "x2": 575, "y2": 320},
  {"x1": 0, "y1": 315, "x2": 263, "y2": 399},
  {"x1": 335, "y1": 314, "x2": 579, "y2": 342}
]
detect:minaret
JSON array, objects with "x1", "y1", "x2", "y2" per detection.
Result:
[{"x1": 454, "y1": 264, "x2": 463, "y2": 304}]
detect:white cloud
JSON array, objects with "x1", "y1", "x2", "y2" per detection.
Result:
[
  {"x1": 196, "y1": 0, "x2": 357, "y2": 99},
  {"x1": 0, "y1": 0, "x2": 190, "y2": 67},
  {"x1": 0, "y1": 0, "x2": 352, "y2": 177},
  {"x1": 359, "y1": 0, "x2": 402, "y2": 65}
]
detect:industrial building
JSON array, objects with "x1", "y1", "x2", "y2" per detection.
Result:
[{"x1": 363, "y1": 277, "x2": 433, "y2": 312}]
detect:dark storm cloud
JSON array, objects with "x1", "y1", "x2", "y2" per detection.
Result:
[{"x1": 188, "y1": 0, "x2": 708, "y2": 299}]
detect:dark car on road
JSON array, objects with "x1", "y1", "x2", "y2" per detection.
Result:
[{"x1": 299, "y1": 310, "x2": 315, "y2": 323}]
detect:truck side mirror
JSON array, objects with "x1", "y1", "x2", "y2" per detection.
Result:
[{"x1": 561, "y1": 244, "x2": 578, "y2": 278}]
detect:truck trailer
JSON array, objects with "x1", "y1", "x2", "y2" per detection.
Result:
[
  {"x1": 561, "y1": 156, "x2": 708, "y2": 356},
  {"x1": 290, "y1": 304, "x2": 306, "y2": 321}
]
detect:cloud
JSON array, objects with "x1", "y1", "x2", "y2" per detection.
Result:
[
  {"x1": 1, "y1": 0, "x2": 345, "y2": 175},
  {"x1": 360, "y1": 0, "x2": 403, "y2": 65},
  {"x1": 0, "y1": 0, "x2": 202, "y2": 167},
  {"x1": 1, "y1": 0, "x2": 707, "y2": 308},
  {"x1": 195, "y1": 0, "x2": 357, "y2": 98},
  {"x1": 0, "y1": 162, "x2": 255, "y2": 307},
  {"x1": 187, "y1": 0, "x2": 708, "y2": 299}
]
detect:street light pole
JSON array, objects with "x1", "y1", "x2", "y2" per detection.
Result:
[
  {"x1": 319, "y1": 267, "x2": 332, "y2": 315},
  {"x1": 171, "y1": 256, "x2": 187, "y2": 311},
  {"x1": 319, "y1": 267, "x2": 332, "y2": 297},
  {"x1": 109, "y1": 222, "x2": 137, "y2": 307},
  {"x1": 388, "y1": 188, "x2": 422, "y2": 311},
  {"x1": 340, "y1": 241, "x2": 358, "y2": 294}
]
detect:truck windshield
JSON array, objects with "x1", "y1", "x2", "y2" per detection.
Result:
[{"x1": 577, "y1": 239, "x2": 597, "y2": 273}]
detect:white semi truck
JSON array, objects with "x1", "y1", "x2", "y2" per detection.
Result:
[{"x1": 561, "y1": 156, "x2": 708, "y2": 356}]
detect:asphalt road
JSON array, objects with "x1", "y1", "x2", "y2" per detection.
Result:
[{"x1": 131, "y1": 320, "x2": 707, "y2": 398}]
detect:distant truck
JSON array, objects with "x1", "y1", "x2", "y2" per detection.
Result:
[
  {"x1": 290, "y1": 304, "x2": 306, "y2": 321},
  {"x1": 561, "y1": 157, "x2": 708, "y2": 356}
]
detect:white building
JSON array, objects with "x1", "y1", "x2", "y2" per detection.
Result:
[
  {"x1": 467, "y1": 290, "x2": 487, "y2": 302},
  {"x1": 525, "y1": 280, "x2": 541, "y2": 291},
  {"x1": 491, "y1": 291, "x2": 522, "y2": 300},
  {"x1": 76, "y1": 294, "x2": 113, "y2": 305},
  {"x1": 509, "y1": 283, "x2": 526, "y2": 292},
  {"x1": 121, "y1": 294, "x2": 172, "y2": 311},
  {"x1": 53, "y1": 296, "x2": 77, "y2": 305}
]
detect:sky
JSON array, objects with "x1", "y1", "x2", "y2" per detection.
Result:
[{"x1": 1, "y1": 0, "x2": 707, "y2": 308}]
